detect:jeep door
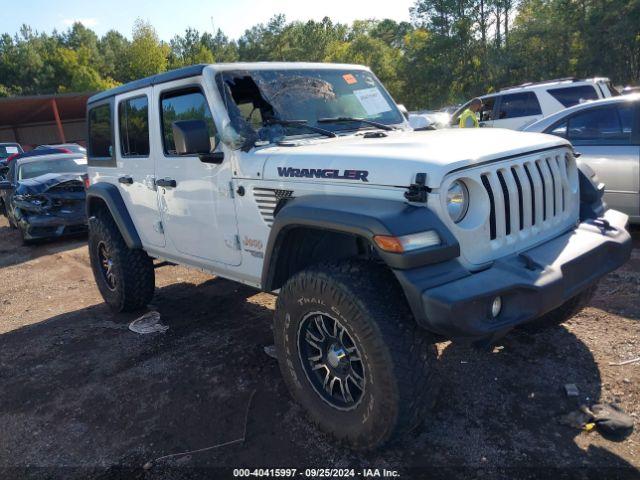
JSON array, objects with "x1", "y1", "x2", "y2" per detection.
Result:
[
  {"x1": 153, "y1": 81, "x2": 241, "y2": 266},
  {"x1": 551, "y1": 103, "x2": 639, "y2": 219},
  {"x1": 113, "y1": 89, "x2": 166, "y2": 248}
]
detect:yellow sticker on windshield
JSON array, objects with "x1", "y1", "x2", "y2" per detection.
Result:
[{"x1": 343, "y1": 74, "x2": 357, "y2": 85}]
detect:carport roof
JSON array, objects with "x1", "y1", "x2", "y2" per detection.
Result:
[{"x1": 0, "y1": 93, "x2": 93, "y2": 127}]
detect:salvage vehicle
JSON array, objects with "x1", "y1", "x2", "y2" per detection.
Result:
[
  {"x1": 84, "y1": 63, "x2": 632, "y2": 449},
  {"x1": 0, "y1": 143, "x2": 23, "y2": 176},
  {"x1": 524, "y1": 94, "x2": 640, "y2": 223},
  {"x1": 0, "y1": 153, "x2": 87, "y2": 243},
  {"x1": 35, "y1": 143, "x2": 87, "y2": 154},
  {"x1": 451, "y1": 77, "x2": 619, "y2": 130}
]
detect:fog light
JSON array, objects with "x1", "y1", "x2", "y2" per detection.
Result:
[{"x1": 491, "y1": 296, "x2": 502, "y2": 318}]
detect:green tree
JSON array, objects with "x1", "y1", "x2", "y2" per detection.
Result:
[{"x1": 126, "y1": 19, "x2": 169, "y2": 79}]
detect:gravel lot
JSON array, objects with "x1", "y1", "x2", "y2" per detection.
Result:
[{"x1": 0, "y1": 215, "x2": 638, "y2": 479}]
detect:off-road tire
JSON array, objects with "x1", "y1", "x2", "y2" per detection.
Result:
[
  {"x1": 274, "y1": 259, "x2": 438, "y2": 449},
  {"x1": 521, "y1": 285, "x2": 597, "y2": 332},
  {"x1": 88, "y1": 212, "x2": 155, "y2": 312}
]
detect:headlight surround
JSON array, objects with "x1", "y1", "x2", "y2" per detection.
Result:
[{"x1": 446, "y1": 180, "x2": 469, "y2": 223}]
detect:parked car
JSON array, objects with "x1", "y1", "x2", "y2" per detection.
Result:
[
  {"x1": 524, "y1": 94, "x2": 639, "y2": 224},
  {"x1": 0, "y1": 153, "x2": 88, "y2": 243},
  {"x1": 4, "y1": 147, "x2": 77, "y2": 166},
  {"x1": 451, "y1": 77, "x2": 619, "y2": 130},
  {"x1": 408, "y1": 109, "x2": 451, "y2": 130},
  {"x1": 84, "y1": 63, "x2": 630, "y2": 449},
  {"x1": 35, "y1": 143, "x2": 87, "y2": 154},
  {"x1": 0, "y1": 143, "x2": 23, "y2": 175}
]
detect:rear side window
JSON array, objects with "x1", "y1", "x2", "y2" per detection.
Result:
[
  {"x1": 563, "y1": 105, "x2": 633, "y2": 144},
  {"x1": 119, "y1": 96, "x2": 150, "y2": 157},
  {"x1": 160, "y1": 88, "x2": 216, "y2": 155},
  {"x1": 497, "y1": 92, "x2": 542, "y2": 119},
  {"x1": 88, "y1": 104, "x2": 113, "y2": 158},
  {"x1": 548, "y1": 85, "x2": 599, "y2": 108}
]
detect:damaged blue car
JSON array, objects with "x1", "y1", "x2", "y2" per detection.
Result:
[{"x1": 0, "y1": 153, "x2": 87, "y2": 244}]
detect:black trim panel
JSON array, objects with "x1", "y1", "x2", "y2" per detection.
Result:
[{"x1": 86, "y1": 182, "x2": 142, "y2": 249}]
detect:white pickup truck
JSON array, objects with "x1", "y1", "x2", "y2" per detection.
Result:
[{"x1": 84, "y1": 63, "x2": 631, "y2": 449}]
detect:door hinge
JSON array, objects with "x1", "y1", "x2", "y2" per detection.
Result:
[
  {"x1": 229, "y1": 181, "x2": 235, "y2": 198},
  {"x1": 404, "y1": 173, "x2": 430, "y2": 203},
  {"x1": 153, "y1": 220, "x2": 164, "y2": 234},
  {"x1": 224, "y1": 234, "x2": 241, "y2": 250}
]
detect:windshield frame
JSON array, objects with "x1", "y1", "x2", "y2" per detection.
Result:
[{"x1": 215, "y1": 67, "x2": 406, "y2": 145}]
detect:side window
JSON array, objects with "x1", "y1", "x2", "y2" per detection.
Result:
[
  {"x1": 498, "y1": 92, "x2": 542, "y2": 119},
  {"x1": 88, "y1": 104, "x2": 113, "y2": 158},
  {"x1": 479, "y1": 97, "x2": 496, "y2": 122},
  {"x1": 160, "y1": 88, "x2": 216, "y2": 155},
  {"x1": 548, "y1": 85, "x2": 599, "y2": 108},
  {"x1": 566, "y1": 105, "x2": 633, "y2": 144},
  {"x1": 119, "y1": 96, "x2": 149, "y2": 157}
]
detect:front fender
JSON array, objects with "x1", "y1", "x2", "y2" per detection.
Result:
[{"x1": 261, "y1": 195, "x2": 459, "y2": 290}]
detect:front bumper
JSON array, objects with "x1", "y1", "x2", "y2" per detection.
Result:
[
  {"x1": 18, "y1": 211, "x2": 87, "y2": 240},
  {"x1": 395, "y1": 209, "x2": 632, "y2": 342}
]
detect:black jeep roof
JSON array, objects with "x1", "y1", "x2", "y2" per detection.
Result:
[{"x1": 88, "y1": 64, "x2": 207, "y2": 104}]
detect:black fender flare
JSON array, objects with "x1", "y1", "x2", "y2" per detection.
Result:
[
  {"x1": 86, "y1": 182, "x2": 142, "y2": 249},
  {"x1": 261, "y1": 195, "x2": 459, "y2": 291}
]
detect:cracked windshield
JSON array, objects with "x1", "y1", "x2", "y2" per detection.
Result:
[{"x1": 218, "y1": 69, "x2": 405, "y2": 144}]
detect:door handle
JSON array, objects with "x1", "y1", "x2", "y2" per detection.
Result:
[
  {"x1": 118, "y1": 175, "x2": 133, "y2": 185},
  {"x1": 155, "y1": 178, "x2": 177, "y2": 188}
]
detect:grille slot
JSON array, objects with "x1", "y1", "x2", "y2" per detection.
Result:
[
  {"x1": 253, "y1": 187, "x2": 293, "y2": 227},
  {"x1": 478, "y1": 152, "x2": 574, "y2": 246}
]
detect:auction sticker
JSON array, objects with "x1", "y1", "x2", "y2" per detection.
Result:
[
  {"x1": 353, "y1": 87, "x2": 392, "y2": 116},
  {"x1": 342, "y1": 73, "x2": 357, "y2": 84}
]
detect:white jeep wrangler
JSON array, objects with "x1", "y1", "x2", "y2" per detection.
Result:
[{"x1": 85, "y1": 63, "x2": 631, "y2": 449}]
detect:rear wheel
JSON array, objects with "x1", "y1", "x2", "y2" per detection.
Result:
[
  {"x1": 274, "y1": 260, "x2": 438, "y2": 449},
  {"x1": 88, "y1": 212, "x2": 155, "y2": 312}
]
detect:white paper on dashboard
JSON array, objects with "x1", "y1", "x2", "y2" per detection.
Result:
[
  {"x1": 353, "y1": 88, "x2": 392, "y2": 116},
  {"x1": 5, "y1": 146, "x2": 19, "y2": 154}
]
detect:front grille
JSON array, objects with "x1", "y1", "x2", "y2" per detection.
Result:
[
  {"x1": 480, "y1": 154, "x2": 573, "y2": 241},
  {"x1": 441, "y1": 148, "x2": 579, "y2": 266},
  {"x1": 48, "y1": 181, "x2": 84, "y2": 193}
]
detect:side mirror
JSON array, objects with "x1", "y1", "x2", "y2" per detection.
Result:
[
  {"x1": 0, "y1": 180, "x2": 13, "y2": 191},
  {"x1": 172, "y1": 120, "x2": 224, "y2": 164}
]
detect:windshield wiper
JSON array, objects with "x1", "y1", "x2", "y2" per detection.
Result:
[
  {"x1": 264, "y1": 119, "x2": 336, "y2": 138},
  {"x1": 317, "y1": 117, "x2": 395, "y2": 131}
]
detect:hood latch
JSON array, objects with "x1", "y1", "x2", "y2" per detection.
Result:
[{"x1": 404, "y1": 173, "x2": 430, "y2": 203}]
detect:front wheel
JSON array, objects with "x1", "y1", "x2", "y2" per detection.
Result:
[
  {"x1": 274, "y1": 260, "x2": 438, "y2": 449},
  {"x1": 88, "y1": 212, "x2": 155, "y2": 312}
]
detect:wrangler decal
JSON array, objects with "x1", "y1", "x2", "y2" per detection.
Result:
[{"x1": 277, "y1": 167, "x2": 369, "y2": 182}]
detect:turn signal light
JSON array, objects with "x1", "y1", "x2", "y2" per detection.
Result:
[
  {"x1": 373, "y1": 235, "x2": 404, "y2": 253},
  {"x1": 373, "y1": 231, "x2": 441, "y2": 253}
]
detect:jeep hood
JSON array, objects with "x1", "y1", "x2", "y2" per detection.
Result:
[{"x1": 261, "y1": 128, "x2": 570, "y2": 188}]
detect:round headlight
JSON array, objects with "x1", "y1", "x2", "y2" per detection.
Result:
[{"x1": 446, "y1": 180, "x2": 469, "y2": 223}]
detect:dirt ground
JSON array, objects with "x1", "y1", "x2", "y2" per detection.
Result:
[{"x1": 0, "y1": 215, "x2": 638, "y2": 480}]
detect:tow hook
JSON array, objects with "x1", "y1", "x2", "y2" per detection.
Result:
[{"x1": 405, "y1": 173, "x2": 430, "y2": 203}]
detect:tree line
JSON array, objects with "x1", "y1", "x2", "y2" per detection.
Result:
[{"x1": 0, "y1": 0, "x2": 638, "y2": 110}]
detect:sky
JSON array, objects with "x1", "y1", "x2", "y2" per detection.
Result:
[{"x1": 2, "y1": 0, "x2": 416, "y2": 40}]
